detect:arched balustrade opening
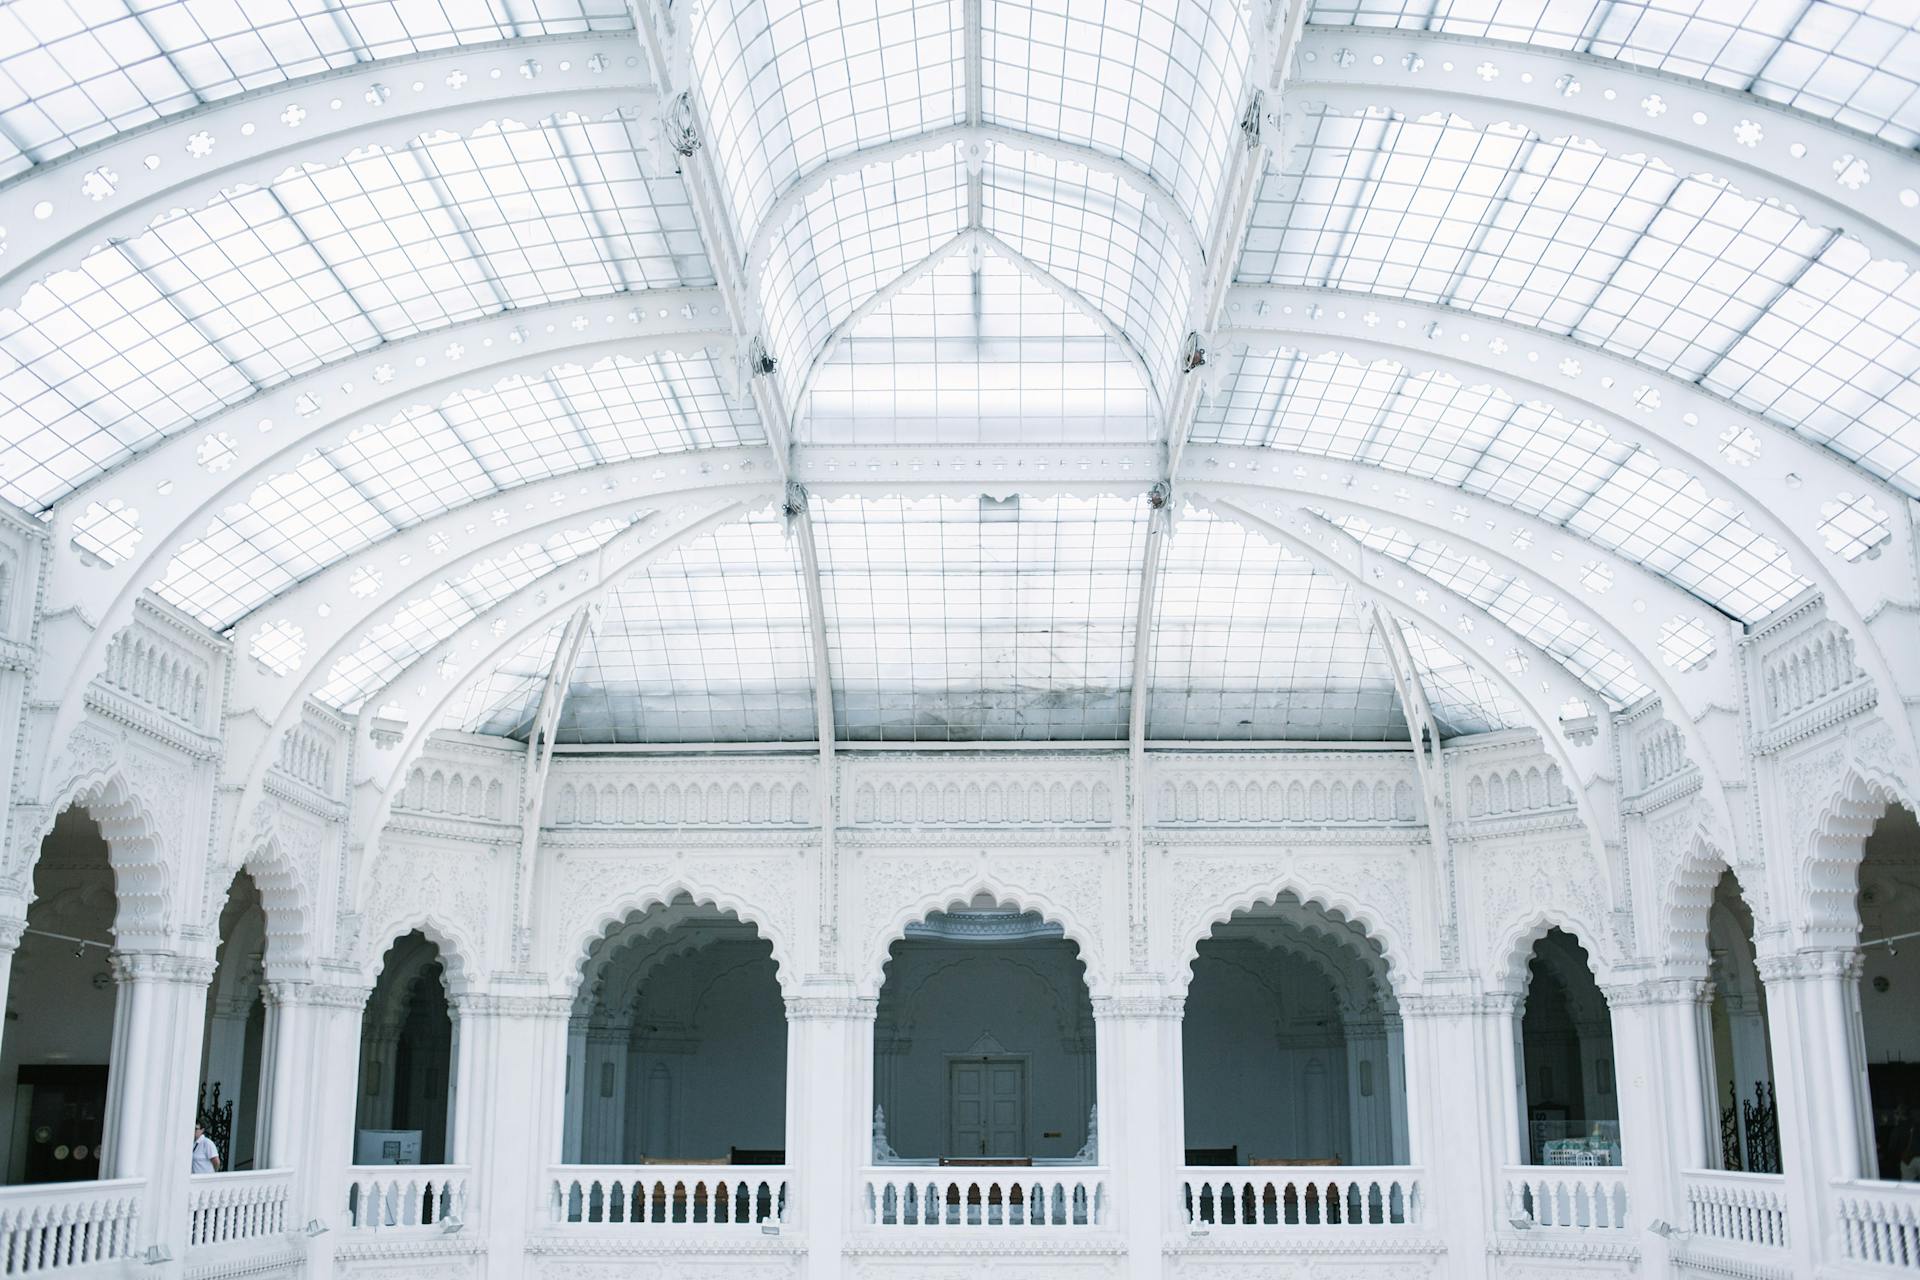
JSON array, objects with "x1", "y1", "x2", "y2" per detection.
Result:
[
  {"x1": 874, "y1": 898, "x2": 1095, "y2": 1166},
  {"x1": 354, "y1": 932, "x2": 454, "y2": 1166},
  {"x1": 2, "y1": 810, "x2": 117, "y2": 1185},
  {"x1": 197, "y1": 872, "x2": 266, "y2": 1173},
  {"x1": 1517, "y1": 930, "x2": 1620, "y2": 1168},
  {"x1": 1708, "y1": 872, "x2": 1781, "y2": 1173},
  {"x1": 1183, "y1": 899, "x2": 1405, "y2": 1170},
  {"x1": 1856, "y1": 804, "x2": 1920, "y2": 1182},
  {"x1": 566, "y1": 896, "x2": 787, "y2": 1167}
]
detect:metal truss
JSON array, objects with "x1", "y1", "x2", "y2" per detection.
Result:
[
  {"x1": 512, "y1": 602, "x2": 601, "y2": 959},
  {"x1": 0, "y1": 35, "x2": 652, "y2": 315},
  {"x1": 1288, "y1": 27, "x2": 1920, "y2": 269}
]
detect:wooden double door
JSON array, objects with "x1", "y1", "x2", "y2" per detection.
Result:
[{"x1": 948, "y1": 1057, "x2": 1026, "y2": 1159}]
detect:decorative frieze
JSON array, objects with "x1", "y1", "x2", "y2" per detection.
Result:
[{"x1": 1150, "y1": 755, "x2": 1421, "y2": 826}]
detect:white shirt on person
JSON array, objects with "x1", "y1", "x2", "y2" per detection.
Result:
[{"x1": 191, "y1": 1134, "x2": 219, "y2": 1174}]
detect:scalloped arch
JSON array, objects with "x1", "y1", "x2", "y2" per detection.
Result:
[
  {"x1": 1173, "y1": 878, "x2": 1407, "y2": 995},
  {"x1": 358, "y1": 914, "x2": 477, "y2": 995},
  {"x1": 559, "y1": 880, "x2": 798, "y2": 999},
  {"x1": 861, "y1": 874, "x2": 1108, "y2": 1001}
]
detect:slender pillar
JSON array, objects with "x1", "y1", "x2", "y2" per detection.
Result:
[
  {"x1": 1342, "y1": 1009, "x2": 1398, "y2": 1166},
  {"x1": 1399, "y1": 990, "x2": 1516, "y2": 1278},
  {"x1": 451, "y1": 989, "x2": 571, "y2": 1268},
  {"x1": 786, "y1": 985, "x2": 873, "y2": 1280},
  {"x1": 0, "y1": 914, "x2": 22, "y2": 1060},
  {"x1": 1093, "y1": 990, "x2": 1182, "y2": 1280},
  {"x1": 1759, "y1": 946, "x2": 1872, "y2": 1272},
  {"x1": 102, "y1": 951, "x2": 215, "y2": 1273},
  {"x1": 1600, "y1": 974, "x2": 1712, "y2": 1267},
  {"x1": 259, "y1": 976, "x2": 369, "y2": 1271},
  {"x1": 561, "y1": 1020, "x2": 588, "y2": 1162},
  {"x1": 354, "y1": 1018, "x2": 404, "y2": 1131},
  {"x1": 579, "y1": 1025, "x2": 630, "y2": 1162}
]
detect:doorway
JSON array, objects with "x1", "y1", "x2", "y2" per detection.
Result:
[{"x1": 949, "y1": 1057, "x2": 1026, "y2": 1159}]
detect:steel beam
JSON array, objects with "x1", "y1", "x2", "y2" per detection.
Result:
[
  {"x1": 0, "y1": 36, "x2": 652, "y2": 315},
  {"x1": 1289, "y1": 27, "x2": 1919, "y2": 268}
]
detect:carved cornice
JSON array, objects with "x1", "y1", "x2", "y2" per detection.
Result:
[
  {"x1": 1151, "y1": 828, "x2": 1424, "y2": 848},
  {"x1": 1598, "y1": 977, "x2": 1711, "y2": 1008},
  {"x1": 82, "y1": 685, "x2": 223, "y2": 760},
  {"x1": 261, "y1": 769, "x2": 348, "y2": 822},
  {"x1": 840, "y1": 829, "x2": 1121, "y2": 850},
  {"x1": 1164, "y1": 1236, "x2": 1447, "y2": 1257},
  {"x1": 1671, "y1": 1247, "x2": 1797, "y2": 1280},
  {"x1": 844, "y1": 1239, "x2": 1127, "y2": 1257},
  {"x1": 451, "y1": 992, "x2": 573, "y2": 1019},
  {"x1": 1398, "y1": 992, "x2": 1521, "y2": 1018},
  {"x1": 332, "y1": 1237, "x2": 489, "y2": 1263},
  {"x1": 265, "y1": 980, "x2": 371, "y2": 1010},
  {"x1": 1449, "y1": 809, "x2": 1584, "y2": 840},
  {"x1": 1753, "y1": 679, "x2": 1878, "y2": 754},
  {"x1": 1755, "y1": 948, "x2": 1863, "y2": 983},
  {"x1": 1740, "y1": 590, "x2": 1826, "y2": 647},
  {"x1": 1091, "y1": 995, "x2": 1185, "y2": 1020},
  {"x1": 541, "y1": 828, "x2": 820, "y2": 849},
  {"x1": 182, "y1": 1243, "x2": 305, "y2": 1280},
  {"x1": 1627, "y1": 768, "x2": 1704, "y2": 815},
  {"x1": 0, "y1": 637, "x2": 36, "y2": 673},
  {"x1": 1487, "y1": 1234, "x2": 1640, "y2": 1263},
  {"x1": 525, "y1": 1234, "x2": 807, "y2": 1257}
]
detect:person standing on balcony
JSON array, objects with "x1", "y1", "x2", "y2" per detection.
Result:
[{"x1": 191, "y1": 1123, "x2": 222, "y2": 1174}]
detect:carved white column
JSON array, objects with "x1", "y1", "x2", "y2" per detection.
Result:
[
  {"x1": 0, "y1": 913, "x2": 22, "y2": 1059},
  {"x1": 561, "y1": 1020, "x2": 588, "y2": 1163},
  {"x1": 102, "y1": 950, "x2": 215, "y2": 1270},
  {"x1": 580, "y1": 1024, "x2": 630, "y2": 1162},
  {"x1": 1341, "y1": 1010, "x2": 1400, "y2": 1166},
  {"x1": 1399, "y1": 990, "x2": 1517, "y2": 1276},
  {"x1": 451, "y1": 989, "x2": 571, "y2": 1267},
  {"x1": 354, "y1": 1017, "x2": 404, "y2": 1131},
  {"x1": 1093, "y1": 990, "x2": 1182, "y2": 1280},
  {"x1": 260, "y1": 976, "x2": 369, "y2": 1272},
  {"x1": 1600, "y1": 974, "x2": 1713, "y2": 1270},
  {"x1": 1759, "y1": 946, "x2": 1873, "y2": 1273},
  {"x1": 786, "y1": 987, "x2": 873, "y2": 1280}
]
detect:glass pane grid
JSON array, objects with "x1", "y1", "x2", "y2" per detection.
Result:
[
  {"x1": 153, "y1": 350, "x2": 759, "y2": 630},
  {"x1": 556, "y1": 509, "x2": 817, "y2": 742},
  {"x1": 1308, "y1": 0, "x2": 1920, "y2": 147},
  {"x1": 1148, "y1": 507, "x2": 1412, "y2": 741},
  {"x1": 0, "y1": 0, "x2": 634, "y2": 166},
  {"x1": 818, "y1": 493, "x2": 1148, "y2": 742},
  {"x1": 804, "y1": 248, "x2": 1153, "y2": 444},
  {"x1": 692, "y1": 0, "x2": 966, "y2": 237},
  {"x1": 984, "y1": 141, "x2": 1189, "y2": 390},
  {"x1": 1397, "y1": 621, "x2": 1524, "y2": 736},
  {"x1": 317, "y1": 520, "x2": 627, "y2": 712},
  {"x1": 447, "y1": 622, "x2": 568, "y2": 738},
  {"x1": 981, "y1": 0, "x2": 1247, "y2": 233},
  {"x1": 1192, "y1": 350, "x2": 1807, "y2": 621},
  {"x1": 761, "y1": 146, "x2": 968, "y2": 391},
  {"x1": 1329, "y1": 512, "x2": 1651, "y2": 707}
]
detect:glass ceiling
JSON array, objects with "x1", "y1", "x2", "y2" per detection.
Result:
[{"x1": 4, "y1": 0, "x2": 1916, "y2": 748}]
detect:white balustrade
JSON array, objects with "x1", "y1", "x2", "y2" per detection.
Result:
[
  {"x1": 548, "y1": 1166, "x2": 788, "y2": 1226},
  {"x1": 1684, "y1": 1169, "x2": 1788, "y2": 1249},
  {"x1": 1834, "y1": 1179, "x2": 1920, "y2": 1269},
  {"x1": 1181, "y1": 1167, "x2": 1421, "y2": 1228},
  {"x1": 1500, "y1": 1165, "x2": 1628, "y2": 1230},
  {"x1": 863, "y1": 1167, "x2": 1108, "y2": 1228},
  {"x1": 0, "y1": 1179, "x2": 143, "y2": 1274},
  {"x1": 186, "y1": 1170, "x2": 291, "y2": 1249},
  {"x1": 345, "y1": 1166, "x2": 471, "y2": 1231}
]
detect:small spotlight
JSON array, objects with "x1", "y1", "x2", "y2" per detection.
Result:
[
  {"x1": 304, "y1": 1219, "x2": 329, "y2": 1237},
  {"x1": 760, "y1": 1223, "x2": 781, "y2": 1236},
  {"x1": 1649, "y1": 1218, "x2": 1690, "y2": 1240},
  {"x1": 143, "y1": 1245, "x2": 173, "y2": 1265},
  {"x1": 1508, "y1": 1216, "x2": 1534, "y2": 1231},
  {"x1": 438, "y1": 1216, "x2": 463, "y2": 1235}
]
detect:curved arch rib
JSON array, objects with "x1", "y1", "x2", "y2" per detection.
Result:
[
  {"x1": 0, "y1": 35, "x2": 652, "y2": 316},
  {"x1": 1289, "y1": 27, "x2": 1920, "y2": 269}
]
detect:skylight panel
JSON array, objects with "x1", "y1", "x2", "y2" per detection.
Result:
[
  {"x1": 760, "y1": 145, "x2": 969, "y2": 393},
  {"x1": 1193, "y1": 351, "x2": 1807, "y2": 621},
  {"x1": 983, "y1": 142, "x2": 1190, "y2": 391},
  {"x1": 692, "y1": 0, "x2": 966, "y2": 236},
  {"x1": 554, "y1": 509, "x2": 817, "y2": 742},
  {"x1": 0, "y1": 0, "x2": 634, "y2": 166},
  {"x1": 982, "y1": 0, "x2": 1248, "y2": 233},
  {"x1": 1329, "y1": 515, "x2": 1652, "y2": 707},
  {"x1": 805, "y1": 248, "x2": 1153, "y2": 444},
  {"x1": 150, "y1": 350, "x2": 757, "y2": 629},
  {"x1": 1309, "y1": 0, "x2": 1920, "y2": 147},
  {"x1": 1397, "y1": 622, "x2": 1524, "y2": 736},
  {"x1": 1703, "y1": 237, "x2": 1920, "y2": 494},
  {"x1": 1148, "y1": 508, "x2": 1410, "y2": 741},
  {"x1": 317, "y1": 520, "x2": 628, "y2": 713},
  {"x1": 816, "y1": 493, "x2": 1148, "y2": 742},
  {"x1": 449, "y1": 622, "x2": 568, "y2": 739}
]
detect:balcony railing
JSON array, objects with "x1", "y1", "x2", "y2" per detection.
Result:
[
  {"x1": 1182, "y1": 1167, "x2": 1422, "y2": 1228},
  {"x1": 344, "y1": 1165, "x2": 471, "y2": 1232},
  {"x1": 547, "y1": 1166, "x2": 789, "y2": 1226},
  {"x1": 862, "y1": 1167, "x2": 1109, "y2": 1227},
  {"x1": 1834, "y1": 1178, "x2": 1920, "y2": 1269},
  {"x1": 186, "y1": 1169, "x2": 291, "y2": 1249},
  {"x1": 1500, "y1": 1165, "x2": 1628, "y2": 1230},
  {"x1": 0, "y1": 1179, "x2": 144, "y2": 1275},
  {"x1": 1684, "y1": 1169, "x2": 1787, "y2": 1249}
]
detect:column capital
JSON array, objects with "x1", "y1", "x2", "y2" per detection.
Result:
[
  {"x1": 1598, "y1": 976, "x2": 1712, "y2": 1008},
  {"x1": 108, "y1": 950, "x2": 215, "y2": 986},
  {"x1": 1755, "y1": 946, "x2": 1863, "y2": 983},
  {"x1": 450, "y1": 991, "x2": 574, "y2": 1019},
  {"x1": 1090, "y1": 993, "x2": 1185, "y2": 1020},
  {"x1": 264, "y1": 979, "x2": 372, "y2": 1011},
  {"x1": 1398, "y1": 991, "x2": 1520, "y2": 1018},
  {"x1": 0, "y1": 915, "x2": 23, "y2": 951},
  {"x1": 784, "y1": 994, "x2": 877, "y2": 1021}
]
